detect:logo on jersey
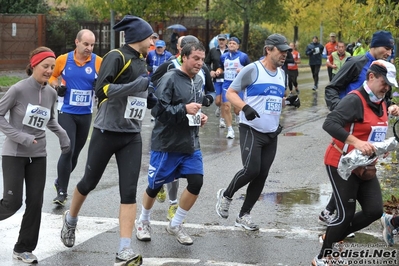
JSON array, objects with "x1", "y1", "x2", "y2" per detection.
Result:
[{"x1": 85, "y1": 67, "x2": 93, "y2": 74}]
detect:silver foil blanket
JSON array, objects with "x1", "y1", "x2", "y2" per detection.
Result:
[{"x1": 337, "y1": 137, "x2": 399, "y2": 180}]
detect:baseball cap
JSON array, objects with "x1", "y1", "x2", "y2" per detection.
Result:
[
  {"x1": 155, "y1": 40, "x2": 165, "y2": 48},
  {"x1": 370, "y1": 30, "x2": 394, "y2": 49},
  {"x1": 265, "y1": 34, "x2": 292, "y2": 52},
  {"x1": 229, "y1": 37, "x2": 240, "y2": 44},
  {"x1": 218, "y1": 34, "x2": 227, "y2": 40},
  {"x1": 369, "y1": 59, "x2": 398, "y2": 87},
  {"x1": 151, "y1": 33, "x2": 159, "y2": 38},
  {"x1": 329, "y1": 32, "x2": 336, "y2": 37}
]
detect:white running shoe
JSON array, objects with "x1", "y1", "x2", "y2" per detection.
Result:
[
  {"x1": 226, "y1": 128, "x2": 235, "y2": 139},
  {"x1": 135, "y1": 220, "x2": 151, "y2": 241},
  {"x1": 219, "y1": 118, "x2": 226, "y2": 128},
  {"x1": 215, "y1": 107, "x2": 220, "y2": 117}
]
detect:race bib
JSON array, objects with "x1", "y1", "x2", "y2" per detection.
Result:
[
  {"x1": 224, "y1": 68, "x2": 237, "y2": 81},
  {"x1": 124, "y1": 96, "x2": 147, "y2": 121},
  {"x1": 22, "y1": 104, "x2": 51, "y2": 130},
  {"x1": 264, "y1": 95, "x2": 282, "y2": 115},
  {"x1": 69, "y1": 89, "x2": 92, "y2": 106},
  {"x1": 186, "y1": 109, "x2": 201, "y2": 126},
  {"x1": 368, "y1": 126, "x2": 388, "y2": 143}
]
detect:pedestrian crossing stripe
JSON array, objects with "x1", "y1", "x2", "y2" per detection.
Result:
[{"x1": 0, "y1": 212, "x2": 383, "y2": 265}]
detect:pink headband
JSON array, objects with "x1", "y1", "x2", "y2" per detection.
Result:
[{"x1": 30, "y1": 51, "x2": 56, "y2": 67}]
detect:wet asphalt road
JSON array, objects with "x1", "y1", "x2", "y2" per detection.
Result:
[{"x1": 1, "y1": 68, "x2": 398, "y2": 266}]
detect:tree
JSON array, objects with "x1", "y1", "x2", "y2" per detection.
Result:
[
  {"x1": 0, "y1": 0, "x2": 50, "y2": 14},
  {"x1": 53, "y1": 0, "x2": 199, "y2": 21},
  {"x1": 207, "y1": 0, "x2": 287, "y2": 52}
]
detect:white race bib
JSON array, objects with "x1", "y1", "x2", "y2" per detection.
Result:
[
  {"x1": 69, "y1": 89, "x2": 92, "y2": 106},
  {"x1": 186, "y1": 109, "x2": 201, "y2": 126},
  {"x1": 22, "y1": 104, "x2": 51, "y2": 130},
  {"x1": 368, "y1": 126, "x2": 388, "y2": 143},
  {"x1": 264, "y1": 95, "x2": 282, "y2": 115},
  {"x1": 124, "y1": 96, "x2": 147, "y2": 121}
]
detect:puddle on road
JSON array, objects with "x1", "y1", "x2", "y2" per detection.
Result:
[{"x1": 236, "y1": 185, "x2": 331, "y2": 207}]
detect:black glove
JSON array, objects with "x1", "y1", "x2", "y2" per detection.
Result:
[
  {"x1": 242, "y1": 104, "x2": 260, "y2": 121},
  {"x1": 55, "y1": 85, "x2": 67, "y2": 97},
  {"x1": 148, "y1": 82, "x2": 156, "y2": 94},
  {"x1": 147, "y1": 93, "x2": 158, "y2": 109},
  {"x1": 201, "y1": 95, "x2": 213, "y2": 107},
  {"x1": 286, "y1": 95, "x2": 300, "y2": 108}
]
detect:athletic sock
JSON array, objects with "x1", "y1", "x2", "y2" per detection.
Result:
[
  {"x1": 171, "y1": 207, "x2": 187, "y2": 227},
  {"x1": 139, "y1": 206, "x2": 151, "y2": 222},
  {"x1": 66, "y1": 212, "x2": 78, "y2": 226},
  {"x1": 118, "y1": 237, "x2": 131, "y2": 253}
]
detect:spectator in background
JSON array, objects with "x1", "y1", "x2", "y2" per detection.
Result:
[
  {"x1": 146, "y1": 40, "x2": 172, "y2": 77},
  {"x1": 306, "y1": 36, "x2": 324, "y2": 91},
  {"x1": 323, "y1": 32, "x2": 338, "y2": 81},
  {"x1": 170, "y1": 30, "x2": 179, "y2": 55},
  {"x1": 326, "y1": 41, "x2": 351, "y2": 80}
]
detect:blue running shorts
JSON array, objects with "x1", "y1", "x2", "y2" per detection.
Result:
[{"x1": 147, "y1": 150, "x2": 203, "y2": 189}]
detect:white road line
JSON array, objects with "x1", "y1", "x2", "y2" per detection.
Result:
[{"x1": 0, "y1": 212, "x2": 381, "y2": 265}]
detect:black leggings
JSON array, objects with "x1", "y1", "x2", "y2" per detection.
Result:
[
  {"x1": 310, "y1": 64, "x2": 321, "y2": 87},
  {"x1": 76, "y1": 128, "x2": 142, "y2": 204},
  {"x1": 57, "y1": 112, "x2": 92, "y2": 192},
  {"x1": 319, "y1": 165, "x2": 382, "y2": 258},
  {"x1": 224, "y1": 124, "x2": 278, "y2": 216},
  {"x1": 287, "y1": 69, "x2": 298, "y2": 91},
  {"x1": 0, "y1": 156, "x2": 46, "y2": 253}
]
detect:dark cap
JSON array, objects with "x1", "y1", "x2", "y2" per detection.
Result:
[
  {"x1": 369, "y1": 60, "x2": 398, "y2": 87},
  {"x1": 370, "y1": 30, "x2": 394, "y2": 49},
  {"x1": 218, "y1": 34, "x2": 227, "y2": 40},
  {"x1": 265, "y1": 34, "x2": 292, "y2": 52},
  {"x1": 113, "y1": 15, "x2": 153, "y2": 44},
  {"x1": 229, "y1": 37, "x2": 240, "y2": 44}
]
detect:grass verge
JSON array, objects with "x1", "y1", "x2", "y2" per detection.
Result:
[{"x1": 0, "y1": 76, "x2": 22, "y2": 87}]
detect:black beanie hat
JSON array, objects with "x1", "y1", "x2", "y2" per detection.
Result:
[{"x1": 113, "y1": 15, "x2": 153, "y2": 44}]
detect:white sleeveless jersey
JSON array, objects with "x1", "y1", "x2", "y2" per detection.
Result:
[{"x1": 238, "y1": 61, "x2": 286, "y2": 133}]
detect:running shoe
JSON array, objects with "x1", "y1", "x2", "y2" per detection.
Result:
[
  {"x1": 114, "y1": 248, "x2": 143, "y2": 266},
  {"x1": 166, "y1": 222, "x2": 193, "y2": 245},
  {"x1": 219, "y1": 118, "x2": 226, "y2": 128},
  {"x1": 235, "y1": 114, "x2": 240, "y2": 124},
  {"x1": 311, "y1": 256, "x2": 327, "y2": 266},
  {"x1": 215, "y1": 188, "x2": 232, "y2": 219},
  {"x1": 13, "y1": 251, "x2": 38, "y2": 264},
  {"x1": 167, "y1": 204, "x2": 178, "y2": 221},
  {"x1": 318, "y1": 209, "x2": 334, "y2": 225},
  {"x1": 53, "y1": 191, "x2": 67, "y2": 206},
  {"x1": 135, "y1": 220, "x2": 151, "y2": 241},
  {"x1": 235, "y1": 214, "x2": 259, "y2": 231},
  {"x1": 226, "y1": 128, "x2": 235, "y2": 139},
  {"x1": 156, "y1": 185, "x2": 166, "y2": 203},
  {"x1": 295, "y1": 87, "x2": 300, "y2": 94},
  {"x1": 215, "y1": 107, "x2": 220, "y2": 117},
  {"x1": 381, "y1": 213, "x2": 396, "y2": 246},
  {"x1": 61, "y1": 210, "x2": 76, "y2": 248}
]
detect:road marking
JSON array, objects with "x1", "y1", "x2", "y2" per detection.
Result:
[{"x1": 0, "y1": 212, "x2": 382, "y2": 265}]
